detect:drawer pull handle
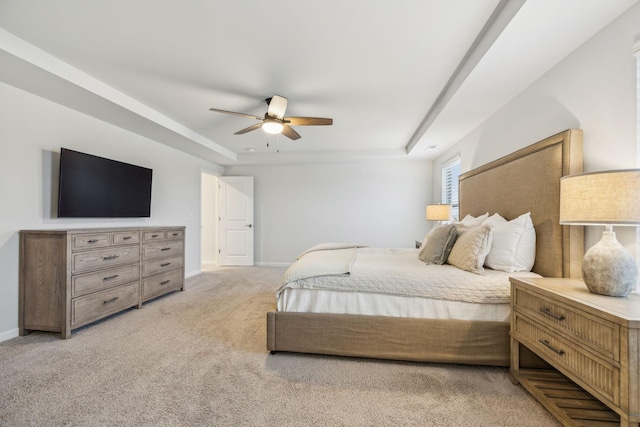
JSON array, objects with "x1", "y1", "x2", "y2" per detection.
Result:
[
  {"x1": 161, "y1": 247, "x2": 171, "y2": 251},
  {"x1": 103, "y1": 255, "x2": 119, "y2": 261},
  {"x1": 161, "y1": 262, "x2": 171, "y2": 267},
  {"x1": 160, "y1": 280, "x2": 171, "y2": 285},
  {"x1": 539, "y1": 339, "x2": 565, "y2": 355},
  {"x1": 539, "y1": 307, "x2": 565, "y2": 320},
  {"x1": 103, "y1": 297, "x2": 119, "y2": 305},
  {"x1": 172, "y1": 233, "x2": 179, "y2": 236},
  {"x1": 152, "y1": 234, "x2": 159, "y2": 238},
  {"x1": 88, "y1": 239, "x2": 99, "y2": 243},
  {"x1": 123, "y1": 236, "x2": 132, "y2": 240},
  {"x1": 103, "y1": 274, "x2": 120, "y2": 281}
]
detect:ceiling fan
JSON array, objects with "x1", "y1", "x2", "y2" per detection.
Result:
[{"x1": 209, "y1": 95, "x2": 332, "y2": 140}]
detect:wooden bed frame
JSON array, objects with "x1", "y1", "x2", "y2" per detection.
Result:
[{"x1": 266, "y1": 129, "x2": 584, "y2": 366}]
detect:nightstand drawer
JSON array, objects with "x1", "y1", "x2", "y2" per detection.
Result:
[
  {"x1": 513, "y1": 286, "x2": 616, "y2": 360},
  {"x1": 513, "y1": 313, "x2": 618, "y2": 405}
]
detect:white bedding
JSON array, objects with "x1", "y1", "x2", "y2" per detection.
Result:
[{"x1": 276, "y1": 245, "x2": 541, "y2": 321}]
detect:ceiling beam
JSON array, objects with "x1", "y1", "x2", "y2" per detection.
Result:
[
  {"x1": 0, "y1": 27, "x2": 237, "y2": 163},
  {"x1": 404, "y1": 0, "x2": 526, "y2": 154}
]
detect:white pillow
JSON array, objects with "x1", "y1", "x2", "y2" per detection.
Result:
[
  {"x1": 456, "y1": 213, "x2": 489, "y2": 227},
  {"x1": 483, "y1": 212, "x2": 536, "y2": 272},
  {"x1": 447, "y1": 224, "x2": 493, "y2": 274}
]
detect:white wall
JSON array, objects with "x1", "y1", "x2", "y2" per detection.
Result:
[
  {"x1": 225, "y1": 160, "x2": 433, "y2": 264},
  {"x1": 0, "y1": 82, "x2": 223, "y2": 341},
  {"x1": 433, "y1": 2, "x2": 640, "y2": 256}
]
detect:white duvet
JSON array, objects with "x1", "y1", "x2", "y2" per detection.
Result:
[{"x1": 278, "y1": 245, "x2": 540, "y2": 305}]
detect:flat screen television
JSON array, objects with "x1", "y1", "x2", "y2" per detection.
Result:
[{"x1": 57, "y1": 148, "x2": 152, "y2": 218}]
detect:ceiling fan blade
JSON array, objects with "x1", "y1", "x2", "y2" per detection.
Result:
[
  {"x1": 234, "y1": 123, "x2": 263, "y2": 135},
  {"x1": 209, "y1": 108, "x2": 262, "y2": 120},
  {"x1": 281, "y1": 124, "x2": 301, "y2": 140},
  {"x1": 285, "y1": 117, "x2": 333, "y2": 126},
  {"x1": 267, "y1": 95, "x2": 288, "y2": 120}
]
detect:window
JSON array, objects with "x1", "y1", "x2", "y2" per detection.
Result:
[{"x1": 441, "y1": 157, "x2": 461, "y2": 221}]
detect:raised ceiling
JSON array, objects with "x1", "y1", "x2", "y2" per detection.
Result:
[{"x1": 0, "y1": 0, "x2": 637, "y2": 166}]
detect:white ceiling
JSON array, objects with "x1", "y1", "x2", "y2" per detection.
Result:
[{"x1": 0, "y1": 0, "x2": 637, "y2": 166}]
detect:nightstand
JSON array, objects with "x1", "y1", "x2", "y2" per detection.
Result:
[{"x1": 510, "y1": 277, "x2": 640, "y2": 426}]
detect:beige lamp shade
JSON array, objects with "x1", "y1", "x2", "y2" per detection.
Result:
[
  {"x1": 559, "y1": 169, "x2": 640, "y2": 297},
  {"x1": 426, "y1": 204, "x2": 451, "y2": 221},
  {"x1": 560, "y1": 169, "x2": 640, "y2": 225}
]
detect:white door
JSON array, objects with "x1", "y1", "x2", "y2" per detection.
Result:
[{"x1": 218, "y1": 176, "x2": 254, "y2": 266}]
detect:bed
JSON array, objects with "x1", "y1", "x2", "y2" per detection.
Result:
[{"x1": 266, "y1": 129, "x2": 584, "y2": 366}]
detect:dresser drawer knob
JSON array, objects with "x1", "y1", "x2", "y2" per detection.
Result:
[
  {"x1": 103, "y1": 255, "x2": 119, "y2": 261},
  {"x1": 152, "y1": 234, "x2": 159, "y2": 238},
  {"x1": 103, "y1": 274, "x2": 120, "y2": 281},
  {"x1": 160, "y1": 280, "x2": 171, "y2": 285},
  {"x1": 160, "y1": 262, "x2": 171, "y2": 267},
  {"x1": 539, "y1": 307, "x2": 565, "y2": 320},
  {"x1": 539, "y1": 339, "x2": 565, "y2": 355},
  {"x1": 88, "y1": 239, "x2": 99, "y2": 243},
  {"x1": 103, "y1": 297, "x2": 119, "y2": 305},
  {"x1": 123, "y1": 236, "x2": 132, "y2": 240},
  {"x1": 161, "y1": 247, "x2": 171, "y2": 251}
]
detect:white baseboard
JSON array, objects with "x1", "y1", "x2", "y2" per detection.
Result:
[
  {"x1": 255, "y1": 262, "x2": 291, "y2": 267},
  {"x1": 0, "y1": 328, "x2": 19, "y2": 343},
  {"x1": 185, "y1": 269, "x2": 202, "y2": 278}
]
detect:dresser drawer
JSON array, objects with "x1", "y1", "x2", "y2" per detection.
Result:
[
  {"x1": 513, "y1": 286, "x2": 616, "y2": 360},
  {"x1": 72, "y1": 233, "x2": 110, "y2": 250},
  {"x1": 112, "y1": 231, "x2": 140, "y2": 245},
  {"x1": 142, "y1": 240, "x2": 183, "y2": 260},
  {"x1": 143, "y1": 231, "x2": 166, "y2": 242},
  {"x1": 142, "y1": 255, "x2": 183, "y2": 277},
  {"x1": 71, "y1": 281, "x2": 139, "y2": 327},
  {"x1": 72, "y1": 263, "x2": 140, "y2": 297},
  {"x1": 142, "y1": 268, "x2": 183, "y2": 301},
  {"x1": 72, "y1": 245, "x2": 140, "y2": 273},
  {"x1": 513, "y1": 313, "x2": 618, "y2": 405},
  {"x1": 166, "y1": 230, "x2": 184, "y2": 240}
]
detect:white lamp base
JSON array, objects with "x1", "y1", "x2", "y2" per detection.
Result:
[{"x1": 581, "y1": 231, "x2": 638, "y2": 297}]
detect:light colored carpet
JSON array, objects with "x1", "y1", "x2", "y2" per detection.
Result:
[{"x1": 0, "y1": 266, "x2": 559, "y2": 426}]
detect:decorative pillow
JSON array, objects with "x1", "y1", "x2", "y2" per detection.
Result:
[
  {"x1": 447, "y1": 224, "x2": 493, "y2": 274},
  {"x1": 483, "y1": 212, "x2": 536, "y2": 272},
  {"x1": 418, "y1": 224, "x2": 458, "y2": 265},
  {"x1": 456, "y1": 213, "x2": 489, "y2": 227}
]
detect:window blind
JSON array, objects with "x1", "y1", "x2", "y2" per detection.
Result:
[{"x1": 441, "y1": 157, "x2": 461, "y2": 221}]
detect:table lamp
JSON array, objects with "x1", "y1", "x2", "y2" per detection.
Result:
[
  {"x1": 560, "y1": 169, "x2": 640, "y2": 296},
  {"x1": 426, "y1": 204, "x2": 451, "y2": 224}
]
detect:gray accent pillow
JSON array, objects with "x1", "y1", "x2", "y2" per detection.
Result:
[{"x1": 418, "y1": 224, "x2": 458, "y2": 265}]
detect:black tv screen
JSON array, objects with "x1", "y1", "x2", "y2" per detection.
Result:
[{"x1": 57, "y1": 148, "x2": 152, "y2": 218}]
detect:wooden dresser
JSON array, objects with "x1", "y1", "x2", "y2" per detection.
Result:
[
  {"x1": 510, "y1": 277, "x2": 640, "y2": 427},
  {"x1": 19, "y1": 226, "x2": 185, "y2": 339}
]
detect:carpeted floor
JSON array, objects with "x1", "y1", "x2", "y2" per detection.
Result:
[{"x1": 0, "y1": 266, "x2": 559, "y2": 426}]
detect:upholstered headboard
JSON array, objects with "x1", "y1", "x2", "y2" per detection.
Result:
[{"x1": 459, "y1": 129, "x2": 584, "y2": 278}]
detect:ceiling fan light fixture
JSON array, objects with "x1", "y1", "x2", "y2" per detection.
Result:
[{"x1": 262, "y1": 119, "x2": 283, "y2": 135}]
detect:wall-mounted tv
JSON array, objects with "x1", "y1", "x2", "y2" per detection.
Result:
[{"x1": 57, "y1": 148, "x2": 152, "y2": 218}]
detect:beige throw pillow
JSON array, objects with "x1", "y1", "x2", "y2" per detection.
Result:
[{"x1": 447, "y1": 224, "x2": 493, "y2": 274}]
